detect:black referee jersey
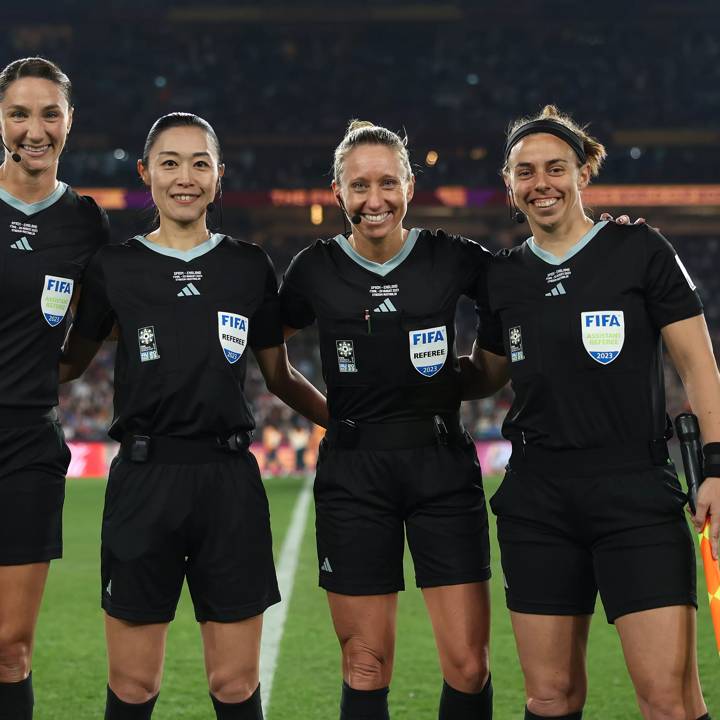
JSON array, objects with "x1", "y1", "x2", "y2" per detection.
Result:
[
  {"x1": 72, "y1": 234, "x2": 283, "y2": 440},
  {"x1": 0, "y1": 183, "x2": 109, "y2": 410},
  {"x1": 280, "y1": 228, "x2": 497, "y2": 423},
  {"x1": 476, "y1": 221, "x2": 703, "y2": 450}
]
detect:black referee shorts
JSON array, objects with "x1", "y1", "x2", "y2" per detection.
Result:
[
  {"x1": 0, "y1": 418, "x2": 70, "y2": 565},
  {"x1": 101, "y1": 450, "x2": 280, "y2": 624},
  {"x1": 314, "y1": 433, "x2": 491, "y2": 595},
  {"x1": 490, "y1": 459, "x2": 697, "y2": 623}
]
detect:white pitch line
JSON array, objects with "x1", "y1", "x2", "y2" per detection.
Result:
[{"x1": 260, "y1": 474, "x2": 313, "y2": 711}]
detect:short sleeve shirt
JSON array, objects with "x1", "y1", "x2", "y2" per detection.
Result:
[
  {"x1": 477, "y1": 221, "x2": 703, "y2": 449},
  {"x1": 280, "y1": 228, "x2": 495, "y2": 422},
  {"x1": 0, "y1": 183, "x2": 109, "y2": 409},
  {"x1": 73, "y1": 234, "x2": 282, "y2": 440}
]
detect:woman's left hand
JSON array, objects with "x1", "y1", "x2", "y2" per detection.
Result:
[{"x1": 694, "y1": 476, "x2": 720, "y2": 560}]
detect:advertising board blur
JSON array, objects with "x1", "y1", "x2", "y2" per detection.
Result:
[{"x1": 67, "y1": 440, "x2": 512, "y2": 478}]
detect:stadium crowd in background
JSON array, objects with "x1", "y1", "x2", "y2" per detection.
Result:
[{"x1": 0, "y1": 8, "x2": 718, "y2": 190}]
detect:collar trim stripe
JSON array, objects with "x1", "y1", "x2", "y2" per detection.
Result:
[
  {"x1": 0, "y1": 182, "x2": 67, "y2": 216},
  {"x1": 134, "y1": 233, "x2": 224, "y2": 262},
  {"x1": 527, "y1": 220, "x2": 608, "y2": 266},
  {"x1": 333, "y1": 228, "x2": 420, "y2": 277}
]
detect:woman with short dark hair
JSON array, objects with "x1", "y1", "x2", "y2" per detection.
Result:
[{"x1": 61, "y1": 112, "x2": 327, "y2": 720}]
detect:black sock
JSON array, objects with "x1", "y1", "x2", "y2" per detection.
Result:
[
  {"x1": 210, "y1": 684, "x2": 263, "y2": 719},
  {"x1": 439, "y1": 674, "x2": 493, "y2": 719},
  {"x1": 105, "y1": 686, "x2": 158, "y2": 719},
  {"x1": 340, "y1": 682, "x2": 390, "y2": 720},
  {"x1": 524, "y1": 709, "x2": 582, "y2": 720},
  {"x1": 696, "y1": 715, "x2": 711, "y2": 720},
  {"x1": 0, "y1": 673, "x2": 33, "y2": 720}
]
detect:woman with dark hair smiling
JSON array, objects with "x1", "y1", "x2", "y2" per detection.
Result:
[
  {"x1": 473, "y1": 104, "x2": 719, "y2": 720},
  {"x1": 0, "y1": 57, "x2": 109, "y2": 719},
  {"x1": 61, "y1": 112, "x2": 327, "y2": 720}
]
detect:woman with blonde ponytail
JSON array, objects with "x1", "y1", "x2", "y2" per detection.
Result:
[{"x1": 279, "y1": 120, "x2": 508, "y2": 720}]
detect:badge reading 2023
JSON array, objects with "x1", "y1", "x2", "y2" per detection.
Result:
[
  {"x1": 218, "y1": 311, "x2": 249, "y2": 364},
  {"x1": 581, "y1": 310, "x2": 625, "y2": 365},
  {"x1": 40, "y1": 275, "x2": 74, "y2": 327},
  {"x1": 409, "y1": 325, "x2": 447, "y2": 377}
]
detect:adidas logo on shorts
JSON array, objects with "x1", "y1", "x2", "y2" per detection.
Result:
[{"x1": 320, "y1": 557, "x2": 333, "y2": 573}]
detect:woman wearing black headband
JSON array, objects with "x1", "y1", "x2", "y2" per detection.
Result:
[{"x1": 472, "y1": 105, "x2": 719, "y2": 719}]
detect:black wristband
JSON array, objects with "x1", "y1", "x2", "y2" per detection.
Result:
[{"x1": 703, "y1": 442, "x2": 720, "y2": 478}]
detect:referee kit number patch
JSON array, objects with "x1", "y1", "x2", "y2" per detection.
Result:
[
  {"x1": 409, "y1": 325, "x2": 447, "y2": 377},
  {"x1": 218, "y1": 311, "x2": 249, "y2": 364},
  {"x1": 581, "y1": 310, "x2": 624, "y2": 365},
  {"x1": 40, "y1": 275, "x2": 74, "y2": 327}
]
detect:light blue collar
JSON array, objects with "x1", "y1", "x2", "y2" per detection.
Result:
[
  {"x1": 134, "y1": 233, "x2": 224, "y2": 262},
  {"x1": 527, "y1": 220, "x2": 608, "y2": 266},
  {"x1": 0, "y1": 181, "x2": 67, "y2": 216},
  {"x1": 334, "y1": 228, "x2": 420, "y2": 277}
]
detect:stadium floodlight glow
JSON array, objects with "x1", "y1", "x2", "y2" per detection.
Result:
[
  {"x1": 466, "y1": 73, "x2": 479, "y2": 85},
  {"x1": 113, "y1": 148, "x2": 128, "y2": 161},
  {"x1": 425, "y1": 150, "x2": 439, "y2": 167},
  {"x1": 630, "y1": 146, "x2": 642, "y2": 159},
  {"x1": 310, "y1": 203, "x2": 323, "y2": 225},
  {"x1": 154, "y1": 75, "x2": 167, "y2": 88},
  {"x1": 470, "y1": 147, "x2": 487, "y2": 160}
]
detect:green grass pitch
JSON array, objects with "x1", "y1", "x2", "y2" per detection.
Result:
[{"x1": 33, "y1": 476, "x2": 718, "y2": 718}]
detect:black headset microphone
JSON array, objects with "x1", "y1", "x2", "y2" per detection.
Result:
[
  {"x1": 1, "y1": 139, "x2": 21, "y2": 163},
  {"x1": 506, "y1": 188, "x2": 526, "y2": 224},
  {"x1": 337, "y1": 197, "x2": 361, "y2": 225}
]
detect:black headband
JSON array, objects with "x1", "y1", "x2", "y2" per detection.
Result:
[{"x1": 504, "y1": 119, "x2": 587, "y2": 164}]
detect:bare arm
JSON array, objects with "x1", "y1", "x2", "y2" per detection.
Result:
[
  {"x1": 254, "y1": 343, "x2": 329, "y2": 428},
  {"x1": 663, "y1": 314, "x2": 720, "y2": 557},
  {"x1": 459, "y1": 341, "x2": 510, "y2": 400},
  {"x1": 283, "y1": 325, "x2": 300, "y2": 341},
  {"x1": 59, "y1": 330, "x2": 103, "y2": 383}
]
